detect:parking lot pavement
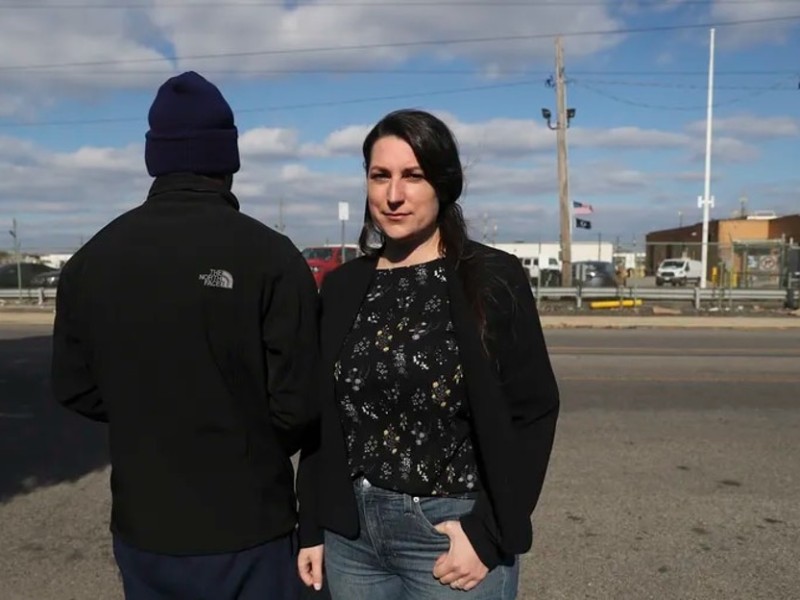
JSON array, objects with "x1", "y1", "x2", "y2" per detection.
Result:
[
  {"x1": 1, "y1": 327, "x2": 799, "y2": 599},
  {"x1": 3, "y1": 309, "x2": 800, "y2": 330}
]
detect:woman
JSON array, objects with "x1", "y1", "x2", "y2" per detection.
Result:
[{"x1": 296, "y1": 109, "x2": 559, "y2": 599}]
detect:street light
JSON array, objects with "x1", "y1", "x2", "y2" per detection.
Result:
[{"x1": 541, "y1": 107, "x2": 576, "y2": 130}]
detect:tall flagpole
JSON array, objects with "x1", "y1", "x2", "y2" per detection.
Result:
[{"x1": 699, "y1": 27, "x2": 715, "y2": 289}]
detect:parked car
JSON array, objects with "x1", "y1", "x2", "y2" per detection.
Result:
[
  {"x1": 0, "y1": 262, "x2": 57, "y2": 288},
  {"x1": 301, "y1": 245, "x2": 359, "y2": 288},
  {"x1": 30, "y1": 269, "x2": 61, "y2": 288},
  {"x1": 656, "y1": 258, "x2": 703, "y2": 287},
  {"x1": 572, "y1": 261, "x2": 618, "y2": 288}
]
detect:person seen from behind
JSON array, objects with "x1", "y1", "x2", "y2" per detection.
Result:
[{"x1": 51, "y1": 71, "x2": 319, "y2": 600}]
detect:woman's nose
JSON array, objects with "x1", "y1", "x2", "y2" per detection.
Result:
[{"x1": 387, "y1": 178, "x2": 405, "y2": 203}]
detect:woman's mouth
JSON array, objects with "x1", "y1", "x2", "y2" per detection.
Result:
[{"x1": 383, "y1": 213, "x2": 410, "y2": 221}]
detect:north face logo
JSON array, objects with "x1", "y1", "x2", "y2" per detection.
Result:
[{"x1": 199, "y1": 269, "x2": 234, "y2": 289}]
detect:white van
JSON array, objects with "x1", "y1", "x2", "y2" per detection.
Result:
[
  {"x1": 656, "y1": 258, "x2": 704, "y2": 287},
  {"x1": 519, "y1": 255, "x2": 561, "y2": 285}
]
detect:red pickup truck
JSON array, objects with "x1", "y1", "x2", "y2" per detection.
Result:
[{"x1": 301, "y1": 245, "x2": 359, "y2": 288}]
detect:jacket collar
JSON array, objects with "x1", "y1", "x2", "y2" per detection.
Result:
[{"x1": 146, "y1": 173, "x2": 240, "y2": 211}]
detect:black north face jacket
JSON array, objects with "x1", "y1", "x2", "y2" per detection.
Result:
[{"x1": 52, "y1": 173, "x2": 319, "y2": 555}]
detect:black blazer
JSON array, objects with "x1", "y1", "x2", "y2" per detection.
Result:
[{"x1": 297, "y1": 241, "x2": 559, "y2": 568}]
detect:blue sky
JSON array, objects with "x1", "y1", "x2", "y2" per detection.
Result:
[{"x1": 0, "y1": 0, "x2": 798, "y2": 253}]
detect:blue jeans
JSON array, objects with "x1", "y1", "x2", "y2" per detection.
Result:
[{"x1": 324, "y1": 477, "x2": 519, "y2": 599}]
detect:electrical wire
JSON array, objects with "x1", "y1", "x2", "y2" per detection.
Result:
[
  {"x1": 572, "y1": 79, "x2": 789, "y2": 111},
  {"x1": 2, "y1": 14, "x2": 800, "y2": 72},
  {"x1": 4, "y1": 0, "x2": 800, "y2": 8},
  {"x1": 0, "y1": 79, "x2": 536, "y2": 128}
]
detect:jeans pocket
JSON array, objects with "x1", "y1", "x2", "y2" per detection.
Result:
[{"x1": 410, "y1": 496, "x2": 475, "y2": 537}]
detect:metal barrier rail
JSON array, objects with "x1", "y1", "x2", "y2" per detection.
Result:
[
  {"x1": 0, "y1": 288, "x2": 57, "y2": 300},
  {"x1": 1, "y1": 286, "x2": 796, "y2": 309},
  {"x1": 532, "y1": 286, "x2": 794, "y2": 309}
]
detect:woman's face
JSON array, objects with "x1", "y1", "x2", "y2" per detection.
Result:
[{"x1": 366, "y1": 135, "x2": 439, "y2": 245}]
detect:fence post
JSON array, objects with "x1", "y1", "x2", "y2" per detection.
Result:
[
  {"x1": 787, "y1": 287, "x2": 799, "y2": 310},
  {"x1": 694, "y1": 286, "x2": 701, "y2": 310},
  {"x1": 576, "y1": 285, "x2": 582, "y2": 309}
]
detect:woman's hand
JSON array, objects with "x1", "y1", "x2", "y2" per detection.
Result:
[
  {"x1": 297, "y1": 544, "x2": 325, "y2": 591},
  {"x1": 432, "y1": 521, "x2": 489, "y2": 592}
]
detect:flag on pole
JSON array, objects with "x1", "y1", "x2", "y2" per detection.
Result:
[
  {"x1": 573, "y1": 201, "x2": 594, "y2": 215},
  {"x1": 576, "y1": 218, "x2": 592, "y2": 230}
]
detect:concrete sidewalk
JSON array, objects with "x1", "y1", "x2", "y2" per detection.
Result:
[
  {"x1": 540, "y1": 314, "x2": 800, "y2": 329},
  {"x1": 2, "y1": 309, "x2": 799, "y2": 330}
]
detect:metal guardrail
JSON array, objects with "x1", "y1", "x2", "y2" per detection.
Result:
[
  {"x1": 1, "y1": 286, "x2": 795, "y2": 310},
  {"x1": 532, "y1": 286, "x2": 795, "y2": 309},
  {"x1": 0, "y1": 288, "x2": 57, "y2": 301}
]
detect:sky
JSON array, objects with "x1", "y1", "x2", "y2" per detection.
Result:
[{"x1": 1, "y1": 0, "x2": 799, "y2": 253}]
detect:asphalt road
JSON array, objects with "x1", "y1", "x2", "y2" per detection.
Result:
[{"x1": 1, "y1": 325, "x2": 798, "y2": 600}]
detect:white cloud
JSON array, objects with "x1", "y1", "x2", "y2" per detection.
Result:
[
  {"x1": 686, "y1": 115, "x2": 800, "y2": 140},
  {"x1": 0, "y1": 112, "x2": 792, "y2": 250},
  {"x1": 688, "y1": 135, "x2": 760, "y2": 164},
  {"x1": 571, "y1": 126, "x2": 690, "y2": 149},
  {"x1": 239, "y1": 127, "x2": 301, "y2": 158},
  {"x1": 711, "y1": 0, "x2": 800, "y2": 47},
  {"x1": 0, "y1": 0, "x2": 625, "y2": 118}
]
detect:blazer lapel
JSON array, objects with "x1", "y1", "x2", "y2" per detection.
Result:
[{"x1": 324, "y1": 257, "x2": 377, "y2": 362}]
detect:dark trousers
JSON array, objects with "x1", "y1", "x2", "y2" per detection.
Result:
[{"x1": 113, "y1": 533, "x2": 301, "y2": 600}]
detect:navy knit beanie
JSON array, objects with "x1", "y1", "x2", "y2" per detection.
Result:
[{"x1": 145, "y1": 71, "x2": 240, "y2": 177}]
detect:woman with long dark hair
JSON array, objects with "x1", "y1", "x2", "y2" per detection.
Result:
[{"x1": 296, "y1": 109, "x2": 559, "y2": 599}]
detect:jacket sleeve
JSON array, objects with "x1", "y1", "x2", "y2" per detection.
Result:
[
  {"x1": 296, "y1": 270, "x2": 339, "y2": 548},
  {"x1": 261, "y1": 247, "x2": 320, "y2": 455},
  {"x1": 460, "y1": 255, "x2": 560, "y2": 568},
  {"x1": 296, "y1": 417, "x2": 324, "y2": 547},
  {"x1": 51, "y1": 262, "x2": 107, "y2": 422}
]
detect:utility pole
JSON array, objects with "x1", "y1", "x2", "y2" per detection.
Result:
[
  {"x1": 699, "y1": 27, "x2": 716, "y2": 289},
  {"x1": 9, "y1": 219, "x2": 21, "y2": 299},
  {"x1": 555, "y1": 36, "x2": 572, "y2": 286},
  {"x1": 275, "y1": 197, "x2": 286, "y2": 233},
  {"x1": 542, "y1": 37, "x2": 576, "y2": 286},
  {"x1": 542, "y1": 36, "x2": 575, "y2": 287}
]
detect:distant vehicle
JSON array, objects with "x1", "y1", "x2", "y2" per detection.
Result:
[
  {"x1": 573, "y1": 261, "x2": 618, "y2": 288},
  {"x1": 0, "y1": 262, "x2": 56, "y2": 289},
  {"x1": 30, "y1": 269, "x2": 61, "y2": 288},
  {"x1": 656, "y1": 258, "x2": 703, "y2": 287},
  {"x1": 301, "y1": 245, "x2": 359, "y2": 288},
  {"x1": 520, "y1": 255, "x2": 561, "y2": 286}
]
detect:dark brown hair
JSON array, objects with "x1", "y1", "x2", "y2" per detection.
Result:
[{"x1": 358, "y1": 109, "x2": 487, "y2": 336}]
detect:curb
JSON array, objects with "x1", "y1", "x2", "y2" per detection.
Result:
[{"x1": 539, "y1": 316, "x2": 800, "y2": 330}]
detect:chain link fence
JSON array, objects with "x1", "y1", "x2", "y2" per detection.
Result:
[{"x1": 645, "y1": 240, "x2": 799, "y2": 289}]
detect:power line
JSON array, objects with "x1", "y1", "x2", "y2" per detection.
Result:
[
  {"x1": 5, "y1": 0, "x2": 800, "y2": 8},
  {"x1": 573, "y1": 78, "x2": 797, "y2": 91},
  {"x1": 572, "y1": 79, "x2": 788, "y2": 111},
  {"x1": 3, "y1": 14, "x2": 800, "y2": 72},
  {"x1": 6, "y1": 66, "x2": 799, "y2": 78},
  {"x1": 0, "y1": 79, "x2": 536, "y2": 128}
]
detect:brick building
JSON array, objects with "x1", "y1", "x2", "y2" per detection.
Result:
[{"x1": 645, "y1": 214, "x2": 800, "y2": 284}]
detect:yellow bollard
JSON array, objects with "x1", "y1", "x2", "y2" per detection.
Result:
[
  {"x1": 589, "y1": 299, "x2": 643, "y2": 310},
  {"x1": 711, "y1": 266, "x2": 718, "y2": 285}
]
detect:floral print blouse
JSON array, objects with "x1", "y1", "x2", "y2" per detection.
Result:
[{"x1": 334, "y1": 259, "x2": 481, "y2": 496}]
